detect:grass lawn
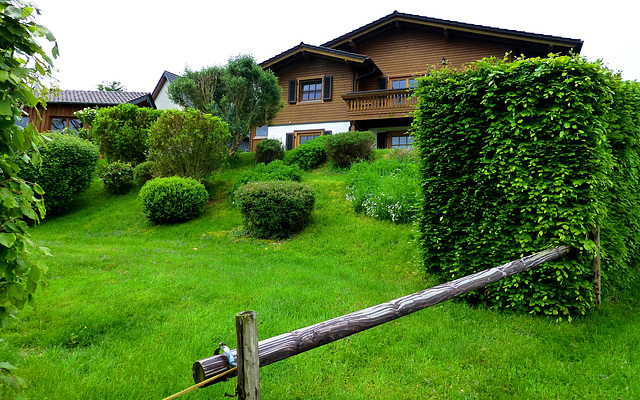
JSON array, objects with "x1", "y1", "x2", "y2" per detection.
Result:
[{"x1": 1, "y1": 155, "x2": 638, "y2": 399}]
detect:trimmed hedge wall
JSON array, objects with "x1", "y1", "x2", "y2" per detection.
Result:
[{"x1": 413, "y1": 55, "x2": 640, "y2": 317}]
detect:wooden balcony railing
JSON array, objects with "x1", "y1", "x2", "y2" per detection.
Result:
[{"x1": 342, "y1": 89, "x2": 417, "y2": 120}]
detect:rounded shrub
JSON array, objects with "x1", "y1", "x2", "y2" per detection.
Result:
[
  {"x1": 235, "y1": 181, "x2": 315, "y2": 239},
  {"x1": 138, "y1": 177, "x2": 209, "y2": 224},
  {"x1": 284, "y1": 135, "x2": 330, "y2": 170},
  {"x1": 133, "y1": 161, "x2": 156, "y2": 188},
  {"x1": 326, "y1": 131, "x2": 375, "y2": 168},
  {"x1": 230, "y1": 160, "x2": 302, "y2": 201},
  {"x1": 255, "y1": 139, "x2": 285, "y2": 165},
  {"x1": 18, "y1": 132, "x2": 99, "y2": 213},
  {"x1": 148, "y1": 109, "x2": 230, "y2": 181},
  {"x1": 101, "y1": 161, "x2": 134, "y2": 195}
]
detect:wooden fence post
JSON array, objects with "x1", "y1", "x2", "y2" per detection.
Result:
[
  {"x1": 592, "y1": 226, "x2": 601, "y2": 308},
  {"x1": 235, "y1": 311, "x2": 260, "y2": 400}
]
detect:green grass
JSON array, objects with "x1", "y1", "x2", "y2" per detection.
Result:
[{"x1": 1, "y1": 158, "x2": 638, "y2": 399}]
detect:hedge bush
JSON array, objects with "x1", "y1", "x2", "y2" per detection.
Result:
[
  {"x1": 231, "y1": 160, "x2": 302, "y2": 201},
  {"x1": 101, "y1": 161, "x2": 134, "y2": 195},
  {"x1": 18, "y1": 132, "x2": 99, "y2": 213},
  {"x1": 138, "y1": 176, "x2": 209, "y2": 224},
  {"x1": 255, "y1": 139, "x2": 285, "y2": 165},
  {"x1": 326, "y1": 131, "x2": 375, "y2": 168},
  {"x1": 148, "y1": 109, "x2": 230, "y2": 181},
  {"x1": 413, "y1": 55, "x2": 638, "y2": 317},
  {"x1": 284, "y1": 134, "x2": 330, "y2": 170},
  {"x1": 92, "y1": 103, "x2": 163, "y2": 164},
  {"x1": 133, "y1": 161, "x2": 156, "y2": 188},
  {"x1": 235, "y1": 181, "x2": 315, "y2": 238}
]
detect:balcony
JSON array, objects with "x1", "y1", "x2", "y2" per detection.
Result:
[{"x1": 342, "y1": 89, "x2": 417, "y2": 120}]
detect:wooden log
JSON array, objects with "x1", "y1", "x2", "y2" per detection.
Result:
[
  {"x1": 193, "y1": 245, "x2": 570, "y2": 385},
  {"x1": 235, "y1": 311, "x2": 260, "y2": 400}
]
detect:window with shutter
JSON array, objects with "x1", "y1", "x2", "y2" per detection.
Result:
[
  {"x1": 323, "y1": 76, "x2": 332, "y2": 101},
  {"x1": 286, "y1": 132, "x2": 294, "y2": 150},
  {"x1": 288, "y1": 80, "x2": 297, "y2": 104}
]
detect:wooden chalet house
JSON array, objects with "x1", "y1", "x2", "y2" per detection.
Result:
[
  {"x1": 23, "y1": 90, "x2": 155, "y2": 133},
  {"x1": 251, "y1": 11, "x2": 583, "y2": 151}
]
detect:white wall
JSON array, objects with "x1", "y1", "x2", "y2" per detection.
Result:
[
  {"x1": 263, "y1": 121, "x2": 351, "y2": 146},
  {"x1": 154, "y1": 82, "x2": 181, "y2": 110}
]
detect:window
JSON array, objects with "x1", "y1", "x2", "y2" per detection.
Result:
[
  {"x1": 391, "y1": 77, "x2": 417, "y2": 89},
  {"x1": 295, "y1": 129, "x2": 323, "y2": 147},
  {"x1": 50, "y1": 117, "x2": 82, "y2": 133},
  {"x1": 17, "y1": 116, "x2": 29, "y2": 128},
  {"x1": 255, "y1": 125, "x2": 268, "y2": 137},
  {"x1": 300, "y1": 79, "x2": 322, "y2": 102},
  {"x1": 388, "y1": 133, "x2": 414, "y2": 149},
  {"x1": 288, "y1": 76, "x2": 332, "y2": 104}
]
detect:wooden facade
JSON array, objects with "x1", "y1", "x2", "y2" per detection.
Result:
[
  {"x1": 24, "y1": 91, "x2": 155, "y2": 133},
  {"x1": 255, "y1": 11, "x2": 583, "y2": 151}
]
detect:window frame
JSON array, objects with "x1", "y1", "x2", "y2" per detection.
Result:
[
  {"x1": 294, "y1": 129, "x2": 324, "y2": 147},
  {"x1": 50, "y1": 117, "x2": 82, "y2": 133},
  {"x1": 386, "y1": 131, "x2": 414, "y2": 150},
  {"x1": 288, "y1": 76, "x2": 332, "y2": 104}
]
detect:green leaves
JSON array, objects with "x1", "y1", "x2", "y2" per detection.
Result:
[{"x1": 413, "y1": 55, "x2": 633, "y2": 316}]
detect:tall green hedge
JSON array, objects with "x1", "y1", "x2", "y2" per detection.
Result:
[{"x1": 413, "y1": 55, "x2": 640, "y2": 317}]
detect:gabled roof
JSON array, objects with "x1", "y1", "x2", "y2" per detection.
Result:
[
  {"x1": 323, "y1": 11, "x2": 583, "y2": 53},
  {"x1": 152, "y1": 70, "x2": 180, "y2": 100},
  {"x1": 260, "y1": 42, "x2": 377, "y2": 72},
  {"x1": 48, "y1": 90, "x2": 155, "y2": 107}
]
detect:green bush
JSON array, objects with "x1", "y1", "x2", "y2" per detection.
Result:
[
  {"x1": 101, "y1": 161, "x2": 134, "y2": 195},
  {"x1": 148, "y1": 109, "x2": 230, "y2": 181},
  {"x1": 255, "y1": 139, "x2": 285, "y2": 164},
  {"x1": 133, "y1": 161, "x2": 156, "y2": 188},
  {"x1": 412, "y1": 55, "x2": 634, "y2": 316},
  {"x1": 138, "y1": 176, "x2": 209, "y2": 224},
  {"x1": 347, "y1": 158, "x2": 420, "y2": 223},
  {"x1": 231, "y1": 160, "x2": 302, "y2": 200},
  {"x1": 284, "y1": 135, "x2": 330, "y2": 170},
  {"x1": 235, "y1": 181, "x2": 315, "y2": 238},
  {"x1": 92, "y1": 103, "x2": 163, "y2": 164},
  {"x1": 18, "y1": 132, "x2": 99, "y2": 213},
  {"x1": 326, "y1": 131, "x2": 375, "y2": 168}
]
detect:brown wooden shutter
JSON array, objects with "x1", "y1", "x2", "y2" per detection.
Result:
[
  {"x1": 377, "y1": 132, "x2": 387, "y2": 149},
  {"x1": 377, "y1": 77, "x2": 388, "y2": 90},
  {"x1": 288, "y1": 80, "x2": 297, "y2": 104},
  {"x1": 323, "y1": 76, "x2": 332, "y2": 101},
  {"x1": 286, "y1": 132, "x2": 294, "y2": 150},
  {"x1": 323, "y1": 130, "x2": 332, "y2": 135}
]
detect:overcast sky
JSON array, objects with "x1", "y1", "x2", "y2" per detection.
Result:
[{"x1": 36, "y1": 0, "x2": 640, "y2": 93}]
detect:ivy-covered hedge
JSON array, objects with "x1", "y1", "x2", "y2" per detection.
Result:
[{"x1": 413, "y1": 55, "x2": 640, "y2": 317}]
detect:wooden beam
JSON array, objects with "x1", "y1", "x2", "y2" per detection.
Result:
[
  {"x1": 193, "y1": 246, "x2": 571, "y2": 385},
  {"x1": 443, "y1": 28, "x2": 450, "y2": 42},
  {"x1": 348, "y1": 39, "x2": 359, "y2": 52},
  {"x1": 236, "y1": 311, "x2": 260, "y2": 400},
  {"x1": 394, "y1": 20, "x2": 402, "y2": 33}
]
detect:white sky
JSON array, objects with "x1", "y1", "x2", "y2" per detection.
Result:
[{"x1": 36, "y1": 0, "x2": 640, "y2": 92}]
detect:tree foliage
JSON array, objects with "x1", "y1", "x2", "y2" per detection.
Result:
[
  {"x1": 97, "y1": 81, "x2": 125, "y2": 92},
  {"x1": 168, "y1": 55, "x2": 283, "y2": 157},
  {"x1": 413, "y1": 55, "x2": 639, "y2": 317},
  {"x1": 0, "y1": 0, "x2": 56, "y2": 396}
]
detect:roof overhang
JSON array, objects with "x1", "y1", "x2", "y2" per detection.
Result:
[
  {"x1": 323, "y1": 11, "x2": 583, "y2": 54},
  {"x1": 260, "y1": 42, "x2": 378, "y2": 72}
]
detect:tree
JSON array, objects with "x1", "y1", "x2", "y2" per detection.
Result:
[
  {"x1": 97, "y1": 80, "x2": 125, "y2": 91},
  {"x1": 168, "y1": 55, "x2": 283, "y2": 157},
  {"x1": 0, "y1": 0, "x2": 56, "y2": 396},
  {"x1": 168, "y1": 66, "x2": 223, "y2": 112}
]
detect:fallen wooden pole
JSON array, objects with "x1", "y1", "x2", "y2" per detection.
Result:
[{"x1": 193, "y1": 245, "x2": 571, "y2": 386}]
